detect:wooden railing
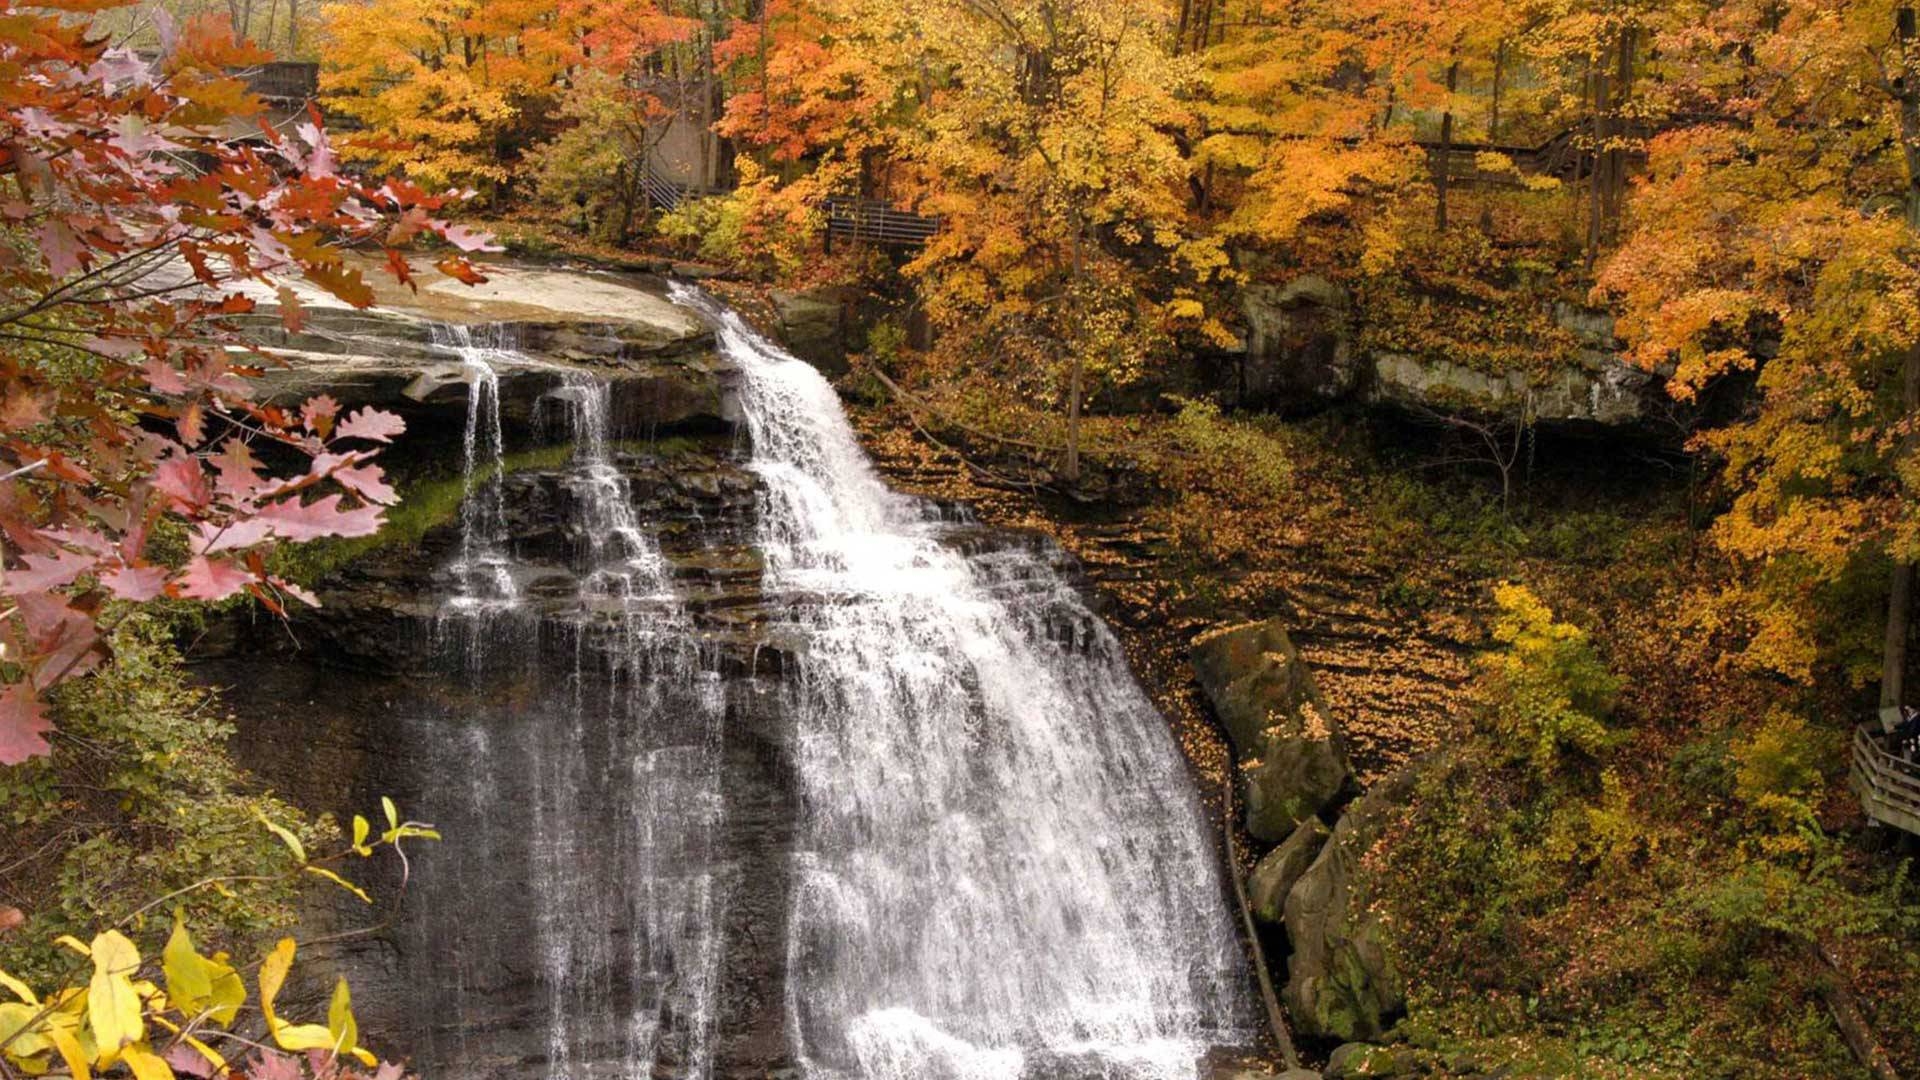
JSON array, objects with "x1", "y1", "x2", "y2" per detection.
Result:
[
  {"x1": 240, "y1": 62, "x2": 319, "y2": 103},
  {"x1": 639, "y1": 163, "x2": 940, "y2": 249},
  {"x1": 822, "y1": 195, "x2": 939, "y2": 250},
  {"x1": 1851, "y1": 723, "x2": 1920, "y2": 836}
]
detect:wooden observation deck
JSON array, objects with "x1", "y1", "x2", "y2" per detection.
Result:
[{"x1": 1852, "y1": 711, "x2": 1920, "y2": 837}]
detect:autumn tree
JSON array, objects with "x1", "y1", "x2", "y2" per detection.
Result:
[
  {"x1": 318, "y1": 0, "x2": 574, "y2": 192},
  {"x1": 0, "y1": 0, "x2": 490, "y2": 761},
  {"x1": 719, "y1": 0, "x2": 1232, "y2": 481},
  {"x1": 1598, "y1": 0, "x2": 1920, "y2": 692}
]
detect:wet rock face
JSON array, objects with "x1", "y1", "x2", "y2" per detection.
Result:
[
  {"x1": 209, "y1": 422, "x2": 804, "y2": 1079},
  {"x1": 1249, "y1": 817, "x2": 1330, "y2": 927}
]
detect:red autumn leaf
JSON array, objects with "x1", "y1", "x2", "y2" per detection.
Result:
[
  {"x1": 99, "y1": 562, "x2": 169, "y2": 601},
  {"x1": 193, "y1": 517, "x2": 275, "y2": 554},
  {"x1": 4, "y1": 547, "x2": 97, "y2": 594},
  {"x1": 0, "y1": 681, "x2": 54, "y2": 765},
  {"x1": 170, "y1": 555, "x2": 255, "y2": 601},
  {"x1": 334, "y1": 407, "x2": 406, "y2": 444},
  {"x1": 210, "y1": 437, "x2": 263, "y2": 498},
  {"x1": 332, "y1": 462, "x2": 398, "y2": 506},
  {"x1": 439, "y1": 222, "x2": 501, "y2": 253},
  {"x1": 436, "y1": 257, "x2": 489, "y2": 285},
  {"x1": 276, "y1": 283, "x2": 306, "y2": 332},
  {"x1": 257, "y1": 494, "x2": 384, "y2": 541},
  {"x1": 0, "y1": 381, "x2": 52, "y2": 431},
  {"x1": 177, "y1": 400, "x2": 206, "y2": 445},
  {"x1": 301, "y1": 394, "x2": 340, "y2": 438},
  {"x1": 302, "y1": 260, "x2": 376, "y2": 307},
  {"x1": 13, "y1": 593, "x2": 104, "y2": 683},
  {"x1": 154, "y1": 452, "x2": 211, "y2": 512}
]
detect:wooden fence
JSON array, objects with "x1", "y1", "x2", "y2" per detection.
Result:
[{"x1": 1852, "y1": 723, "x2": 1920, "y2": 836}]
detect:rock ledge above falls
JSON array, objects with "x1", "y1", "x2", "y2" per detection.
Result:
[{"x1": 239, "y1": 259, "x2": 736, "y2": 438}]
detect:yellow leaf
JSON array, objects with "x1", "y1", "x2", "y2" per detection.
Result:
[
  {"x1": 304, "y1": 866, "x2": 372, "y2": 904},
  {"x1": 1, "y1": 1001, "x2": 48, "y2": 1058},
  {"x1": 0, "y1": 967, "x2": 39, "y2": 1006},
  {"x1": 42, "y1": 1021, "x2": 90, "y2": 1080},
  {"x1": 256, "y1": 813, "x2": 307, "y2": 864},
  {"x1": 120, "y1": 1042, "x2": 174, "y2": 1080},
  {"x1": 161, "y1": 918, "x2": 211, "y2": 1017},
  {"x1": 85, "y1": 931, "x2": 143, "y2": 1065},
  {"x1": 258, "y1": 938, "x2": 337, "y2": 1054},
  {"x1": 160, "y1": 916, "x2": 244, "y2": 1027},
  {"x1": 351, "y1": 815, "x2": 372, "y2": 855},
  {"x1": 53, "y1": 937, "x2": 90, "y2": 957},
  {"x1": 326, "y1": 979, "x2": 358, "y2": 1058}
]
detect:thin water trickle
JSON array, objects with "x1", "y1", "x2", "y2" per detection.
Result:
[
  {"x1": 434, "y1": 324, "x2": 520, "y2": 617},
  {"x1": 671, "y1": 285, "x2": 1254, "y2": 1080}
]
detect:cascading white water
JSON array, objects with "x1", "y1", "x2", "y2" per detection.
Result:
[
  {"x1": 423, "y1": 331, "x2": 730, "y2": 1080},
  {"x1": 670, "y1": 286, "x2": 1253, "y2": 1080},
  {"x1": 433, "y1": 324, "x2": 520, "y2": 613}
]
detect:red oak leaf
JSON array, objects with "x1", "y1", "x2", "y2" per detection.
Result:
[
  {"x1": 0, "y1": 682, "x2": 54, "y2": 765},
  {"x1": 154, "y1": 452, "x2": 211, "y2": 512},
  {"x1": 99, "y1": 562, "x2": 169, "y2": 601},
  {"x1": 334, "y1": 407, "x2": 405, "y2": 443},
  {"x1": 258, "y1": 494, "x2": 384, "y2": 541},
  {"x1": 171, "y1": 555, "x2": 255, "y2": 601}
]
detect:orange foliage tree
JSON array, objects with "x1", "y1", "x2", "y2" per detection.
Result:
[{"x1": 1598, "y1": 0, "x2": 1920, "y2": 691}]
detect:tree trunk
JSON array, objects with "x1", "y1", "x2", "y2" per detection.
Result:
[
  {"x1": 1220, "y1": 773, "x2": 1300, "y2": 1071},
  {"x1": 1064, "y1": 351, "x2": 1083, "y2": 483},
  {"x1": 1436, "y1": 59, "x2": 1458, "y2": 231},
  {"x1": 1804, "y1": 939, "x2": 1903, "y2": 1080},
  {"x1": 1586, "y1": 61, "x2": 1607, "y2": 268},
  {"x1": 1605, "y1": 29, "x2": 1636, "y2": 230},
  {"x1": 1489, "y1": 40, "x2": 1505, "y2": 142},
  {"x1": 1883, "y1": 6, "x2": 1920, "y2": 710}
]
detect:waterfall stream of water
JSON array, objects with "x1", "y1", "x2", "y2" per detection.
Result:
[
  {"x1": 422, "y1": 330, "x2": 728, "y2": 1080},
  {"x1": 396, "y1": 294, "x2": 1249, "y2": 1080},
  {"x1": 671, "y1": 286, "x2": 1253, "y2": 1080}
]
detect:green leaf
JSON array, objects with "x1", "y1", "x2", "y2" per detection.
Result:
[{"x1": 381, "y1": 797, "x2": 397, "y2": 833}]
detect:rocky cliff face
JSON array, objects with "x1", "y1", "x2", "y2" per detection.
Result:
[{"x1": 1232, "y1": 277, "x2": 1667, "y2": 430}]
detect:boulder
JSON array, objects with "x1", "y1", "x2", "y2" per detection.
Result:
[
  {"x1": 769, "y1": 287, "x2": 856, "y2": 376},
  {"x1": 1236, "y1": 275, "x2": 1358, "y2": 408},
  {"x1": 1249, "y1": 817, "x2": 1330, "y2": 925},
  {"x1": 1193, "y1": 620, "x2": 1352, "y2": 841},
  {"x1": 1283, "y1": 771, "x2": 1415, "y2": 1042},
  {"x1": 1325, "y1": 1043, "x2": 1405, "y2": 1080}
]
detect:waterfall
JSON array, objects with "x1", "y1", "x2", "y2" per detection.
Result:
[
  {"x1": 670, "y1": 286, "x2": 1254, "y2": 1080},
  {"x1": 433, "y1": 324, "x2": 519, "y2": 615},
  {"x1": 381, "y1": 296, "x2": 1250, "y2": 1080},
  {"x1": 419, "y1": 329, "x2": 729, "y2": 1080}
]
